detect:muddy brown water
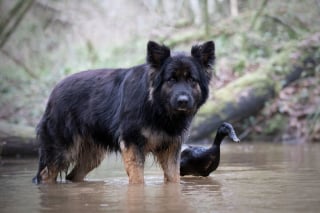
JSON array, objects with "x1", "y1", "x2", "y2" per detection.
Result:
[{"x1": 1, "y1": 142, "x2": 320, "y2": 213}]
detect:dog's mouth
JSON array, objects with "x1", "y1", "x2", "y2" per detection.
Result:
[
  {"x1": 174, "y1": 107, "x2": 194, "y2": 114},
  {"x1": 176, "y1": 107, "x2": 188, "y2": 112}
]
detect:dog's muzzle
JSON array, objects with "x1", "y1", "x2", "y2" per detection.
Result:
[{"x1": 173, "y1": 94, "x2": 194, "y2": 112}]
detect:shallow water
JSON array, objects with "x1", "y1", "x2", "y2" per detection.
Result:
[{"x1": 1, "y1": 143, "x2": 320, "y2": 213}]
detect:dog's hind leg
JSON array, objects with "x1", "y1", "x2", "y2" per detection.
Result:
[
  {"x1": 33, "y1": 150, "x2": 47, "y2": 184},
  {"x1": 66, "y1": 163, "x2": 98, "y2": 182},
  {"x1": 33, "y1": 141, "x2": 64, "y2": 184},
  {"x1": 120, "y1": 141, "x2": 145, "y2": 184},
  {"x1": 38, "y1": 165, "x2": 59, "y2": 183},
  {"x1": 66, "y1": 154, "x2": 105, "y2": 182},
  {"x1": 66, "y1": 137, "x2": 106, "y2": 182},
  {"x1": 33, "y1": 154, "x2": 61, "y2": 184}
]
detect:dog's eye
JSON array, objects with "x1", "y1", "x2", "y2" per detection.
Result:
[
  {"x1": 188, "y1": 77, "x2": 197, "y2": 86},
  {"x1": 167, "y1": 77, "x2": 176, "y2": 84}
]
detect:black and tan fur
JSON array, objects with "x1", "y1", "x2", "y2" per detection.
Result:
[{"x1": 33, "y1": 41, "x2": 215, "y2": 184}]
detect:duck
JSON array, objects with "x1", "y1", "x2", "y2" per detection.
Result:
[{"x1": 180, "y1": 122, "x2": 240, "y2": 177}]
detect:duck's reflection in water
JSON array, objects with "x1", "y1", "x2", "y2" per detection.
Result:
[{"x1": 180, "y1": 176, "x2": 225, "y2": 211}]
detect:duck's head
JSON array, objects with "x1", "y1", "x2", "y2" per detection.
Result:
[{"x1": 218, "y1": 122, "x2": 240, "y2": 142}]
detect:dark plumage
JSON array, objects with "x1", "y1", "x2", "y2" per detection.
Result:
[{"x1": 180, "y1": 122, "x2": 240, "y2": 177}]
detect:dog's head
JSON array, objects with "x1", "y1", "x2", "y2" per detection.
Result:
[{"x1": 147, "y1": 41, "x2": 215, "y2": 115}]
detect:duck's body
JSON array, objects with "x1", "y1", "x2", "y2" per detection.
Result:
[
  {"x1": 180, "y1": 122, "x2": 239, "y2": 177},
  {"x1": 180, "y1": 145, "x2": 220, "y2": 176}
]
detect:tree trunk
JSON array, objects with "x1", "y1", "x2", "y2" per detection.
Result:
[
  {"x1": 230, "y1": 0, "x2": 239, "y2": 17},
  {"x1": 0, "y1": 121, "x2": 38, "y2": 157},
  {"x1": 189, "y1": 33, "x2": 320, "y2": 143}
]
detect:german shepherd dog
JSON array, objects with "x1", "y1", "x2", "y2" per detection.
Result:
[{"x1": 33, "y1": 41, "x2": 215, "y2": 184}]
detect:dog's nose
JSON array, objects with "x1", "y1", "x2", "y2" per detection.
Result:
[{"x1": 177, "y1": 95, "x2": 189, "y2": 109}]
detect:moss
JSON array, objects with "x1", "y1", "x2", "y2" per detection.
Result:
[
  {"x1": 164, "y1": 31, "x2": 207, "y2": 48},
  {"x1": 198, "y1": 71, "x2": 274, "y2": 116},
  {"x1": 264, "y1": 114, "x2": 287, "y2": 135}
]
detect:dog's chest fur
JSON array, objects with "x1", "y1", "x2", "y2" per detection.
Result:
[{"x1": 141, "y1": 128, "x2": 185, "y2": 153}]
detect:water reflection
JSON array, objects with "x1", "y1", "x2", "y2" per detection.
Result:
[
  {"x1": 35, "y1": 179, "x2": 194, "y2": 213},
  {"x1": 124, "y1": 183, "x2": 193, "y2": 213},
  {"x1": 181, "y1": 176, "x2": 221, "y2": 191},
  {"x1": 1, "y1": 143, "x2": 320, "y2": 213},
  {"x1": 37, "y1": 182, "x2": 107, "y2": 212}
]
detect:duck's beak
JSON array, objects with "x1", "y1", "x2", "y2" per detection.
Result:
[
  {"x1": 229, "y1": 130, "x2": 240, "y2": 142},
  {"x1": 233, "y1": 137, "x2": 240, "y2": 142}
]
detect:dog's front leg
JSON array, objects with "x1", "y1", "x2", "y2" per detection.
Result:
[
  {"x1": 120, "y1": 141, "x2": 145, "y2": 184},
  {"x1": 156, "y1": 145, "x2": 181, "y2": 183}
]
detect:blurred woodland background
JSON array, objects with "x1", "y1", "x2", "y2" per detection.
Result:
[{"x1": 0, "y1": 0, "x2": 320, "y2": 156}]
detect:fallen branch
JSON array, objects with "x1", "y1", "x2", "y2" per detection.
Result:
[{"x1": 0, "y1": 121, "x2": 38, "y2": 157}]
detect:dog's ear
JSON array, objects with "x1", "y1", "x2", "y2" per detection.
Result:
[
  {"x1": 147, "y1": 41, "x2": 170, "y2": 69},
  {"x1": 191, "y1": 41, "x2": 215, "y2": 69}
]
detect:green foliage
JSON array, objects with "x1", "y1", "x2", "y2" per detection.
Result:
[
  {"x1": 264, "y1": 114, "x2": 286, "y2": 135},
  {"x1": 0, "y1": 0, "x2": 319, "y2": 144}
]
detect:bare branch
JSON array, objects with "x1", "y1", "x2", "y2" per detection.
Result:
[
  {"x1": 248, "y1": 0, "x2": 268, "y2": 31},
  {"x1": 0, "y1": 0, "x2": 35, "y2": 50},
  {"x1": 1, "y1": 49, "x2": 38, "y2": 79}
]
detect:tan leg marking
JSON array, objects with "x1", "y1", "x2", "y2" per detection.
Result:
[
  {"x1": 120, "y1": 141, "x2": 145, "y2": 184},
  {"x1": 156, "y1": 150, "x2": 180, "y2": 183},
  {"x1": 39, "y1": 166, "x2": 59, "y2": 183},
  {"x1": 66, "y1": 136, "x2": 106, "y2": 182}
]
